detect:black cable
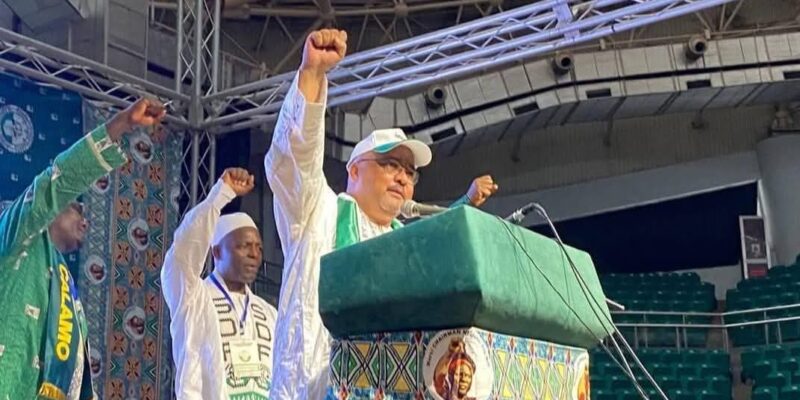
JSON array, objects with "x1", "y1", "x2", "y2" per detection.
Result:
[
  {"x1": 528, "y1": 204, "x2": 667, "y2": 400},
  {"x1": 495, "y1": 218, "x2": 651, "y2": 398},
  {"x1": 530, "y1": 205, "x2": 657, "y2": 398}
]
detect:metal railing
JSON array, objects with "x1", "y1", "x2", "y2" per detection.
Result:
[{"x1": 612, "y1": 303, "x2": 800, "y2": 351}]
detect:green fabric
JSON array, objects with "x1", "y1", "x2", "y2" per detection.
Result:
[
  {"x1": 319, "y1": 206, "x2": 614, "y2": 349},
  {"x1": 39, "y1": 262, "x2": 88, "y2": 400},
  {"x1": 0, "y1": 125, "x2": 126, "y2": 399},
  {"x1": 448, "y1": 194, "x2": 471, "y2": 208},
  {"x1": 334, "y1": 194, "x2": 402, "y2": 251}
]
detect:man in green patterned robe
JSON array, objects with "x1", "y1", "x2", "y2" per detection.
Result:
[{"x1": 0, "y1": 98, "x2": 165, "y2": 400}]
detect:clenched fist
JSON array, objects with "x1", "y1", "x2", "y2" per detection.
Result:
[
  {"x1": 301, "y1": 29, "x2": 348, "y2": 75},
  {"x1": 221, "y1": 168, "x2": 255, "y2": 197},
  {"x1": 107, "y1": 98, "x2": 167, "y2": 142},
  {"x1": 466, "y1": 175, "x2": 499, "y2": 207},
  {"x1": 127, "y1": 98, "x2": 166, "y2": 127}
]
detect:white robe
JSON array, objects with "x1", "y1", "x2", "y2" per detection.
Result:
[
  {"x1": 266, "y1": 75, "x2": 397, "y2": 399},
  {"x1": 162, "y1": 180, "x2": 278, "y2": 399}
]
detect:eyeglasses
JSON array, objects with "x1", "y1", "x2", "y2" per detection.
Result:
[{"x1": 356, "y1": 157, "x2": 419, "y2": 184}]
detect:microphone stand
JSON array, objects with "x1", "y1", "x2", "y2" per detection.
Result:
[{"x1": 517, "y1": 202, "x2": 666, "y2": 400}]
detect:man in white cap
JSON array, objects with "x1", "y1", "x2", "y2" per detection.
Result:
[
  {"x1": 162, "y1": 167, "x2": 277, "y2": 400},
  {"x1": 265, "y1": 29, "x2": 498, "y2": 400}
]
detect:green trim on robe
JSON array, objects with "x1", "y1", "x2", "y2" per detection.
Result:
[
  {"x1": 334, "y1": 194, "x2": 473, "y2": 250},
  {"x1": 334, "y1": 195, "x2": 403, "y2": 251}
]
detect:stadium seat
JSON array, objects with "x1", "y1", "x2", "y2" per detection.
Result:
[
  {"x1": 779, "y1": 357, "x2": 800, "y2": 375},
  {"x1": 752, "y1": 386, "x2": 779, "y2": 400},
  {"x1": 592, "y1": 389, "x2": 617, "y2": 400},
  {"x1": 591, "y1": 347, "x2": 732, "y2": 399},
  {"x1": 667, "y1": 389, "x2": 695, "y2": 400},
  {"x1": 781, "y1": 384, "x2": 800, "y2": 397},
  {"x1": 760, "y1": 371, "x2": 789, "y2": 389}
]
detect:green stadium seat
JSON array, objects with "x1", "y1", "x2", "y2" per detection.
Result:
[
  {"x1": 656, "y1": 376, "x2": 681, "y2": 391},
  {"x1": 781, "y1": 385, "x2": 800, "y2": 397},
  {"x1": 594, "y1": 361, "x2": 615, "y2": 375},
  {"x1": 667, "y1": 389, "x2": 695, "y2": 400},
  {"x1": 706, "y1": 348, "x2": 728, "y2": 360},
  {"x1": 760, "y1": 371, "x2": 789, "y2": 389},
  {"x1": 752, "y1": 386, "x2": 779, "y2": 400},
  {"x1": 780, "y1": 357, "x2": 800, "y2": 375},
  {"x1": 699, "y1": 363, "x2": 729, "y2": 377},
  {"x1": 745, "y1": 360, "x2": 775, "y2": 382},
  {"x1": 788, "y1": 345, "x2": 800, "y2": 358},
  {"x1": 779, "y1": 292, "x2": 800, "y2": 304},
  {"x1": 706, "y1": 375, "x2": 731, "y2": 395},
  {"x1": 590, "y1": 377, "x2": 608, "y2": 392},
  {"x1": 644, "y1": 388, "x2": 662, "y2": 398},
  {"x1": 741, "y1": 347, "x2": 760, "y2": 368},
  {"x1": 658, "y1": 349, "x2": 682, "y2": 364},
  {"x1": 591, "y1": 352, "x2": 612, "y2": 365},
  {"x1": 591, "y1": 389, "x2": 617, "y2": 400},
  {"x1": 697, "y1": 389, "x2": 726, "y2": 400},
  {"x1": 684, "y1": 376, "x2": 705, "y2": 391},
  {"x1": 616, "y1": 389, "x2": 641, "y2": 400},
  {"x1": 608, "y1": 374, "x2": 630, "y2": 390},
  {"x1": 674, "y1": 362, "x2": 696, "y2": 376},
  {"x1": 764, "y1": 345, "x2": 788, "y2": 360},
  {"x1": 651, "y1": 364, "x2": 672, "y2": 378},
  {"x1": 781, "y1": 320, "x2": 800, "y2": 341}
]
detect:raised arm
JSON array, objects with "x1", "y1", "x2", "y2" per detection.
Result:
[
  {"x1": 161, "y1": 168, "x2": 254, "y2": 308},
  {"x1": 264, "y1": 29, "x2": 346, "y2": 241},
  {"x1": 449, "y1": 175, "x2": 499, "y2": 208},
  {"x1": 0, "y1": 98, "x2": 165, "y2": 261}
]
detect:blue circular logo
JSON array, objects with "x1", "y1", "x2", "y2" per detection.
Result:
[{"x1": 0, "y1": 105, "x2": 34, "y2": 154}]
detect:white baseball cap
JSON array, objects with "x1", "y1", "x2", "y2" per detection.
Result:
[{"x1": 347, "y1": 128, "x2": 432, "y2": 169}]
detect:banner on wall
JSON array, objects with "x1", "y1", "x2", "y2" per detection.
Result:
[
  {"x1": 0, "y1": 75, "x2": 83, "y2": 204},
  {"x1": 0, "y1": 73, "x2": 84, "y2": 267},
  {"x1": 81, "y1": 102, "x2": 182, "y2": 400}
]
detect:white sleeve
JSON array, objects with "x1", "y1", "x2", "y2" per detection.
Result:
[
  {"x1": 161, "y1": 180, "x2": 236, "y2": 310},
  {"x1": 264, "y1": 73, "x2": 335, "y2": 246}
]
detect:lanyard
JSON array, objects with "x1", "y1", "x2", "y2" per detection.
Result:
[{"x1": 209, "y1": 274, "x2": 250, "y2": 335}]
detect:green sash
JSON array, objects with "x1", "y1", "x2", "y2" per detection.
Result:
[
  {"x1": 39, "y1": 263, "x2": 92, "y2": 400},
  {"x1": 334, "y1": 194, "x2": 403, "y2": 250}
]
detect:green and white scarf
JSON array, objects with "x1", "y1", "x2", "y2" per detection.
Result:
[
  {"x1": 334, "y1": 194, "x2": 403, "y2": 250},
  {"x1": 333, "y1": 193, "x2": 472, "y2": 250}
]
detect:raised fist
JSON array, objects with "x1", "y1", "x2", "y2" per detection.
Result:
[
  {"x1": 221, "y1": 168, "x2": 255, "y2": 197},
  {"x1": 466, "y1": 175, "x2": 499, "y2": 207},
  {"x1": 301, "y1": 29, "x2": 348, "y2": 74},
  {"x1": 107, "y1": 98, "x2": 167, "y2": 142},
  {"x1": 127, "y1": 98, "x2": 166, "y2": 127}
]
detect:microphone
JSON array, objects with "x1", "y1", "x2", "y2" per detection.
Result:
[
  {"x1": 504, "y1": 202, "x2": 537, "y2": 225},
  {"x1": 401, "y1": 200, "x2": 447, "y2": 219}
]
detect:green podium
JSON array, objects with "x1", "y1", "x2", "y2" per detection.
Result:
[{"x1": 320, "y1": 206, "x2": 613, "y2": 400}]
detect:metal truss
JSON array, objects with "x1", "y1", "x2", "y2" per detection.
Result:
[
  {"x1": 176, "y1": 0, "x2": 222, "y2": 120},
  {"x1": 0, "y1": 27, "x2": 190, "y2": 127},
  {"x1": 153, "y1": 0, "x2": 532, "y2": 77},
  {"x1": 175, "y1": 0, "x2": 223, "y2": 211},
  {"x1": 179, "y1": 130, "x2": 216, "y2": 216},
  {"x1": 202, "y1": 0, "x2": 740, "y2": 134},
  {"x1": 0, "y1": 0, "x2": 739, "y2": 212}
]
